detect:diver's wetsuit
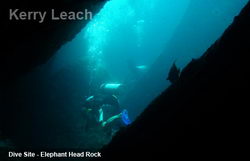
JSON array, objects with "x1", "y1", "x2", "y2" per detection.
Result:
[{"x1": 82, "y1": 94, "x2": 122, "y2": 132}]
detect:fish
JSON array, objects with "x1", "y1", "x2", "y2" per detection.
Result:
[{"x1": 167, "y1": 61, "x2": 181, "y2": 84}]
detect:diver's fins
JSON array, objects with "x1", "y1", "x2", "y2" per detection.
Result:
[{"x1": 121, "y1": 109, "x2": 131, "y2": 125}]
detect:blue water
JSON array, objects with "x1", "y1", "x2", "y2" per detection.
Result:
[{"x1": 47, "y1": 0, "x2": 248, "y2": 121}]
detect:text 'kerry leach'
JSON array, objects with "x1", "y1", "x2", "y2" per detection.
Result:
[{"x1": 9, "y1": 9, "x2": 93, "y2": 23}]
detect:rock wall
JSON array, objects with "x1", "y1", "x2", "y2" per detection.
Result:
[
  {"x1": 0, "y1": 0, "x2": 107, "y2": 149},
  {"x1": 94, "y1": 2, "x2": 250, "y2": 160},
  {"x1": 1, "y1": 0, "x2": 106, "y2": 82}
]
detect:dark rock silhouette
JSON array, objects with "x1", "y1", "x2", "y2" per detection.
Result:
[
  {"x1": 0, "y1": 0, "x2": 107, "y2": 83},
  {"x1": 0, "y1": 7, "x2": 98, "y2": 147},
  {"x1": 0, "y1": 0, "x2": 107, "y2": 151},
  {"x1": 93, "y1": 2, "x2": 250, "y2": 160}
]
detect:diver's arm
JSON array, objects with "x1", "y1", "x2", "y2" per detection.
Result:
[{"x1": 102, "y1": 113, "x2": 122, "y2": 127}]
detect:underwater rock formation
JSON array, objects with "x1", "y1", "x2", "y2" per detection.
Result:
[
  {"x1": 0, "y1": 0, "x2": 107, "y2": 150},
  {"x1": 121, "y1": 0, "x2": 247, "y2": 120},
  {"x1": 93, "y1": 2, "x2": 250, "y2": 160},
  {"x1": 1, "y1": 0, "x2": 106, "y2": 83}
]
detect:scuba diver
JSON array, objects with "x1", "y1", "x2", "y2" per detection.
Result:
[{"x1": 82, "y1": 83, "x2": 130, "y2": 136}]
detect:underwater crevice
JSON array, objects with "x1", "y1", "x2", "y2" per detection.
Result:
[
  {"x1": 0, "y1": 0, "x2": 108, "y2": 149},
  {"x1": 94, "y1": 1, "x2": 250, "y2": 160}
]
